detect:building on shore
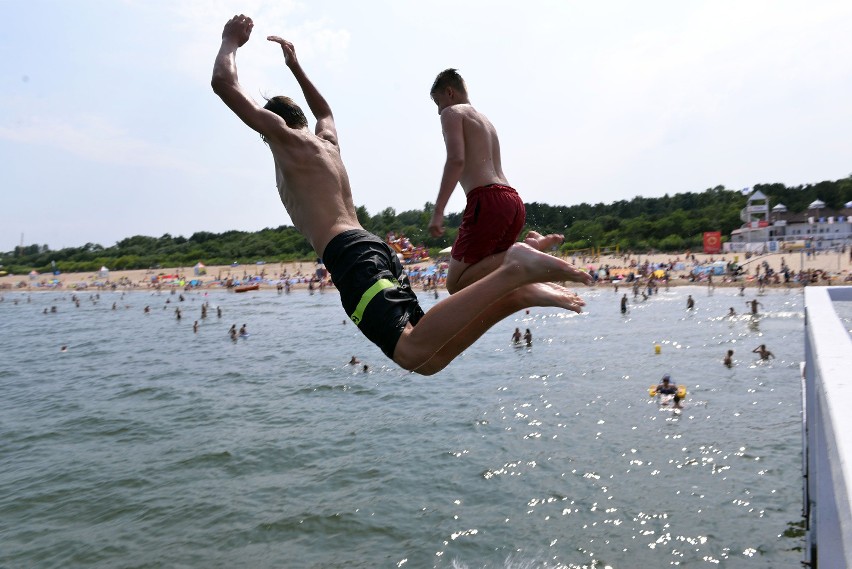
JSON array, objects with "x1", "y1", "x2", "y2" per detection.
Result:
[{"x1": 726, "y1": 190, "x2": 852, "y2": 254}]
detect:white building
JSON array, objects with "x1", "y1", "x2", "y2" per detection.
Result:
[{"x1": 726, "y1": 192, "x2": 852, "y2": 253}]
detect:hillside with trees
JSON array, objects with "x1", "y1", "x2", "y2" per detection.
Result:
[{"x1": 3, "y1": 177, "x2": 850, "y2": 275}]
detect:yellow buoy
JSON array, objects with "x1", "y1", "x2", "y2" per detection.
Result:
[{"x1": 654, "y1": 344, "x2": 661, "y2": 354}]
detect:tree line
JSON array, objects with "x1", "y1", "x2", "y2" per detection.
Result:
[{"x1": 3, "y1": 177, "x2": 850, "y2": 275}]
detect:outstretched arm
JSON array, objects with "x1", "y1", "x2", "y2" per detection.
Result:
[
  {"x1": 267, "y1": 36, "x2": 337, "y2": 144},
  {"x1": 212, "y1": 15, "x2": 288, "y2": 138},
  {"x1": 429, "y1": 108, "x2": 465, "y2": 237}
]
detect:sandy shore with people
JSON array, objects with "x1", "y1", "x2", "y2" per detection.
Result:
[{"x1": 2, "y1": 249, "x2": 850, "y2": 291}]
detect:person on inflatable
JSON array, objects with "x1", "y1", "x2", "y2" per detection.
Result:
[{"x1": 655, "y1": 374, "x2": 682, "y2": 409}]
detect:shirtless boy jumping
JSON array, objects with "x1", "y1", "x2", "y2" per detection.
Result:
[
  {"x1": 212, "y1": 15, "x2": 591, "y2": 375},
  {"x1": 429, "y1": 69, "x2": 563, "y2": 293}
]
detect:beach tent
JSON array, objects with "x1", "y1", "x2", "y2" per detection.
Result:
[
  {"x1": 194, "y1": 262, "x2": 207, "y2": 276},
  {"x1": 98, "y1": 266, "x2": 110, "y2": 278},
  {"x1": 692, "y1": 261, "x2": 726, "y2": 277}
]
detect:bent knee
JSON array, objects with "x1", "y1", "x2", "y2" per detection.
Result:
[{"x1": 392, "y1": 339, "x2": 444, "y2": 376}]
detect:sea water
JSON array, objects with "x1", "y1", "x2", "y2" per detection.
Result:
[{"x1": 0, "y1": 284, "x2": 806, "y2": 568}]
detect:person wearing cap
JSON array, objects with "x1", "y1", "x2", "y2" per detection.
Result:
[{"x1": 655, "y1": 374, "x2": 682, "y2": 409}]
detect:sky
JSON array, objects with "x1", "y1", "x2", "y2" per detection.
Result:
[{"x1": 2, "y1": 0, "x2": 851, "y2": 252}]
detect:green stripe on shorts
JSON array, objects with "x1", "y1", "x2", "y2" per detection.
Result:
[{"x1": 350, "y1": 278, "x2": 398, "y2": 325}]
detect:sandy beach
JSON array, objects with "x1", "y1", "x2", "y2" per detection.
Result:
[{"x1": 2, "y1": 249, "x2": 850, "y2": 291}]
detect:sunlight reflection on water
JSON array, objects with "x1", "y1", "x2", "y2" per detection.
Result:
[{"x1": 0, "y1": 285, "x2": 805, "y2": 568}]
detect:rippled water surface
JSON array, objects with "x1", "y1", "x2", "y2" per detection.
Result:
[
  {"x1": 0, "y1": 285, "x2": 806, "y2": 568},
  {"x1": 835, "y1": 300, "x2": 852, "y2": 336}
]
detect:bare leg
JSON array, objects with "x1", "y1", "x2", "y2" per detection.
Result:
[
  {"x1": 393, "y1": 243, "x2": 591, "y2": 374},
  {"x1": 448, "y1": 231, "x2": 566, "y2": 293},
  {"x1": 410, "y1": 283, "x2": 584, "y2": 375},
  {"x1": 446, "y1": 255, "x2": 501, "y2": 293}
]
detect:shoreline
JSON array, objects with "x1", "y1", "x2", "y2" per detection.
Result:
[{"x1": 2, "y1": 249, "x2": 850, "y2": 292}]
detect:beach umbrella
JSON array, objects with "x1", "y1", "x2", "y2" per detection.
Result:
[
  {"x1": 845, "y1": 201, "x2": 852, "y2": 209},
  {"x1": 807, "y1": 199, "x2": 826, "y2": 210},
  {"x1": 439, "y1": 246, "x2": 452, "y2": 255}
]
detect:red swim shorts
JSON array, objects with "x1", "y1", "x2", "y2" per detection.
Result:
[{"x1": 451, "y1": 184, "x2": 525, "y2": 264}]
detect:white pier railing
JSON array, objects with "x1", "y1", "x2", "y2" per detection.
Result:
[{"x1": 803, "y1": 286, "x2": 852, "y2": 568}]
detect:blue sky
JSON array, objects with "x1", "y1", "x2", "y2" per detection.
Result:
[{"x1": 2, "y1": 0, "x2": 850, "y2": 252}]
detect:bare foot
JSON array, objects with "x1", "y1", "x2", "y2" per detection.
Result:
[
  {"x1": 513, "y1": 282, "x2": 586, "y2": 313},
  {"x1": 524, "y1": 230, "x2": 564, "y2": 252},
  {"x1": 502, "y1": 243, "x2": 594, "y2": 285}
]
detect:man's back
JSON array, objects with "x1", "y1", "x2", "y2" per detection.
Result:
[
  {"x1": 442, "y1": 103, "x2": 508, "y2": 193},
  {"x1": 267, "y1": 132, "x2": 359, "y2": 256}
]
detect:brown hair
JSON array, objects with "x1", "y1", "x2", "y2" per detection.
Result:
[
  {"x1": 263, "y1": 95, "x2": 308, "y2": 129},
  {"x1": 430, "y1": 68, "x2": 467, "y2": 100}
]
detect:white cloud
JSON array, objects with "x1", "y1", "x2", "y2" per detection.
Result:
[
  {"x1": 0, "y1": 114, "x2": 197, "y2": 172},
  {"x1": 163, "y1": 0, "x2": 350, "y2": 85}
]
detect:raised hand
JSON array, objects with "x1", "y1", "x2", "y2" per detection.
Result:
[
  {"x1": 267, "y1": 36, "x2": 298, "y2": 67},
  {"x1": 222, "y1": 14, "x2": 253, "y2": 47}
]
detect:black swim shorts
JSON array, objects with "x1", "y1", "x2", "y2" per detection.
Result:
[{"x1": 322, "y1": 229, "x2": 425, "y2": 359}]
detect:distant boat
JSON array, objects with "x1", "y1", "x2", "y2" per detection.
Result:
[{"x1": 234, "y1": 283, "x2": 260, "y2": 293}]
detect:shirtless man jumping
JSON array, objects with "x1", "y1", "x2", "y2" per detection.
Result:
[
  {"x1": 212, "y1": 15, "x2": 591, "y2": 375},
  {"x1": 428, "y1": 69, "x2": 563, "y2": 293}
]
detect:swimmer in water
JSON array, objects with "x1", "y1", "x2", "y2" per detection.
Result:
[
  {"x1": 655, "y1": 374, "x2": 682, "y2": 409},
  {"x1": 511, "y1": 328, "x2": 522, "y2": 344},
  {"x1": 746, "y1": 299, "x2": 762, "y2": 316},
  {"x1": 752, "y1": 344, "x2": 774, "y2": 360}
]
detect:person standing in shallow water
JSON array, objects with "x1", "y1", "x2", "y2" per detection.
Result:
[
  {"x1": 686, "y1": 295, "x2": 695, "y2": 310},
  {"x1": 523, "y1": 329, "x2": 532, "y2": 347},
  {"x1": 753, "y1": 344, "x2": 774, "y2": 360},
  {"x1": 746, "y1": 299, "x2": 762, "y2": 316},
  {"x1": 427, "y1": 68, "x2": 563, "y2": 294},
  {"x1": 211, "y1": 15, "x2": 591, "y2": 376}
]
